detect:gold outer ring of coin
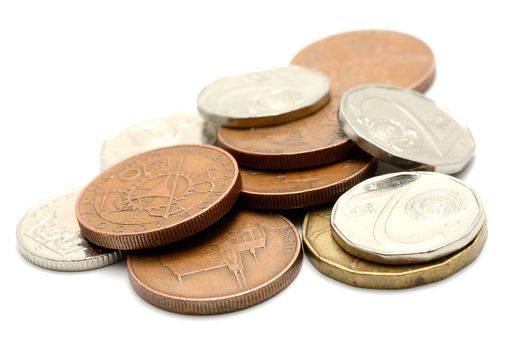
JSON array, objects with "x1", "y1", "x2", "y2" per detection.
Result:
[
  {"x1": 302, "y1": 209, "x2": 487, "y2": 289},
  {"x1": 127, "y1": 211, "x2": 303, "y2": 314}
]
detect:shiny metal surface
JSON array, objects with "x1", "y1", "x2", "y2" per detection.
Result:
[
  {"x1": 17, "y1": 189, "x2": 124, "y2": 271},
  {"x1": 338, "y1": 84, "x2": 475, "y2": 174},
  {"x1": 331, "y1": 172, "x2": 485, "y2": 265},
  {"x1": 100, "y1": 113, "x2": 216, "y2": 170},
  {"x1": 197, "y1": 65, "x2": 330, "y2": 127}
]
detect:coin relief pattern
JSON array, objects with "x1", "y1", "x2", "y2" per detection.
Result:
[
  {"x1": 129, "y1": 211, "x2": 300, "y2": 298},
  {"x1": 339, "y1": 85, "x2": 475, "y2": 173},
  {"x1": 331, "y1": 172, "x2": 484, "y2": 263},
  {"x1": 78, "y1": 146, "x2": 236, "y2": 234}
]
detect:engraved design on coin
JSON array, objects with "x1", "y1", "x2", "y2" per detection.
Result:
[
  {"x1": 198, "y1": 66, "x2": 330, "y2": 127},
  {"x1": 330, "y1": 172, "x2": 485, "y2": 264},
  {"x1": 78, "y1": 146, "x2": 240, "y2": 250},
  {"x1": 358, "y1": 116, "x2": 421, "y2": 152},
  {"x1": 405, "y1": 190, "x2": 468, "y2": 223},
  {"x1": 93, "y1": 154, "x2": 222, "y2": 226},
  {"x1": 339, "y1": 85, "x2": 475, "y2": 174},
  {"x1": 100, "y1": 113, "x2": 215, "y2": 170},
  {"x1": 161, "y1": 223, "x2": 270, "y2": 289},
  {"x1": 17, "y1": 189, "x2": 123, "y2": 271}
]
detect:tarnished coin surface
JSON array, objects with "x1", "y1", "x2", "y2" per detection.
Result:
[
  {"x1": 76, "y1": 145, "x2": 241, "y2": 250},
  {"x1": 100, "y1": 113, "x2": 217, "y2": 170},
  {"x1": 17, "y1": 189, "x2": 124, "y2": 271},
  {"x1": 304, "y1": 208, "x2": 487, "y2": 289},
  {"x1": 331, "y1": 172, "x2": 485, "y2": 265},
  {"x1": 339, "y1": 84, "x2": 475, "y2": 174},
  {"x1": 240, "y1": 153, "x2": 376, "y2": 209},
  {"x1": 128, "y1": 210, "x2": 302, "y2": 314},
  {"x1": 291, "y1": 30, "x2": 435, "y2": 96},
  {"x1": 197, "y1": 65, "x2": 330, "y2": 128},
  {"x1": 218, "y1": 98, "x2": 355, "y2": 170}
]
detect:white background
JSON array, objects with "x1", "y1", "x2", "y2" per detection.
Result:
[{"x1": 1, "y1": 1, "x2": 525, "y2": 349}]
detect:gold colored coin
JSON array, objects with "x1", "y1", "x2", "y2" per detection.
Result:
[{"x1": 303, "y1": 208, "x2": 487, "y2": 289}]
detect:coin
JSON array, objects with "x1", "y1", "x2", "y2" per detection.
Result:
[
  {"x1": 218, "y1": 98, "x2": 355, "y2": 170},
  {"x1": 128, "y1": 210, "x2": 302, "y2": 314},
  {"x1": 17, "y1": 189, "x2": 124, "y2": 271},
  {"x1": 339, "y1": 84, "x2": 475, "y2": 174},
  {"x1": 197, "y1": 65, "x2": 330, "y2": 128},
  {"x1": 331, "y1": 172, "x2": 485, "y2": 265},
  {"x1": 303, "y1": 208, "x2": 487, "y2": 289},
  {"x1": 100, "y1": 113, "x2": 217, "y2": 170},
  {"x1": 291, "y1": 30, "x2": 435, "y2": 96},
  {"x1": 76, "y1": 145, "x2": 241, "y2": 250},
  {"x1": 239, "y1": 153, "x2": 376, "y2": 210}
]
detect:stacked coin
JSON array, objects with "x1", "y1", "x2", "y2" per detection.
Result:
[
  {"x1": 303, "y1": 172, "x2": 486, "y2": 288},
  {"x1": 17, "y1": 29, "x2": 487, "y2": 314}
]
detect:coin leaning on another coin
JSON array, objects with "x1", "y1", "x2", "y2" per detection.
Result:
[
  {"x1": 338, "y1": 84, "x2": 475, "y2": 174},
  {"x1": 77, "y1": 145, "x2": 242, "y2": 250},
  {"x1": 197, "y1": 65, "x2": 330, "y2": 128},
  {"x1": 17, "y1": 189, "x2": 124, "y2": 271},
  {"x1": 330, "y1": 172, "x2": 485, "y2": 265}
]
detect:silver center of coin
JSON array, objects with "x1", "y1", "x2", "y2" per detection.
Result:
[
  {"x1": 100, "y1": 113, "x2": 216, "y2": 170},
  {"x1": 330, "y1": 172, "x2": 485, "y2": 264},
  {"x1": 17, "y1": 189, "x2": 123, "y2": 271},
  {"x1": 338, "y1": 84, "x2": 475, "y2": 174},
  {"x1": 197, "y1": 65, "x2": 330, "y2": 127}
]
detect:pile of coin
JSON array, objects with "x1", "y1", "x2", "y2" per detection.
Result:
[{"x1": 16, "y1": 30, "x2": 486, "y2": 315}]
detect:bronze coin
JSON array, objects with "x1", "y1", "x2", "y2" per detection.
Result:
[
  {"x1": 291, "y1": 30, "x2": 436, "y2": 96},
  {"x1": 128, "y1": 210, "x2": 302, "y2": 315},
  {"x1": 218, "y1": 98, "x2": 355, "y2": 170},
  {"x1": 240, "y1": 153, "x2": 376, "y2": 210},
  {"x1": 76, "y1": 145, "x2": 241, "y2": 250}
]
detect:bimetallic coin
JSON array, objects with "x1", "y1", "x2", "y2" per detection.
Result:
[
  {"x1": 291, "y1": 30, "x2": 435, "y2": 96},
  {"x1": 197, "y1": 65, "x2": 330, "y2": 128},
  {"x1": 303, "y1": 208, "x2": 487, "y2": 289},
  {"x1": 17, "y1": 189, "x2": 124, "y2": 271},
  {"x1": 331, "y1": 172, "x2": 485, "y2": 265},
  {"x1": 240, "y1": 153, "x2": 376, "y2": 210},
  {"x1": 100, "y1": 113, "x2": 217, "y2": 170},
  {"x1": 339, "y1": 84, "x2": 475, "y2": 174},
  {"x1": 77, "y1": 145, "x2": 241, "y2": 250},
  {"x1": 128, "y1": 210, "x2": 302, "y2": 314}
]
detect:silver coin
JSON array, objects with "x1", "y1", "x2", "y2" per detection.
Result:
[
  {"x1": 331, "y1": 172, "x2": 485, "y2": 265},
  {"x1": 100, "y1": 113, "x2": 216, "y2": 170},
  {"x1": 197, "y1": 65, "x2": 330, "y2": 127},
  {"x1": 338, "y1": 84, "x2": 475, "y2": 174},
  {"x1": 17, "y1": 189, "x2": 124, "y2": 271}
]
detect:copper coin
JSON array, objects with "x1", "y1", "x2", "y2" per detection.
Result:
[
  {"x1": 291, "y1": 30, "x2": 436, "y2": 96},
  {"x1": 76, "y1": 145, "x2": 241, "y2": 250},
  {"x1": 240, "y1": 153, "x2": 376, "y2": 210},
  {"x1": 218, "y1": 98, "x2": 355, "y2": 170},
  {"x1": 128, "y1": 210, "x2": 302, "y2": 315}
]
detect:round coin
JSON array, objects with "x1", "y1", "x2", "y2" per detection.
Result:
[
  {"x1": 100, "y1": 113, "x2": 217, "y2": 170},
  {"x1": 197, "y1": 65, "x2": 330, "y2": 128},
  {"x1": 218, "y1": 98, "x2": 355, "y2": 170},
  {"x1": 339, "y1": 84, "x2": 475, "y2": 174},
  {"x1": 291, "y1": 30, "x2": 435, "y2": 96},
  {"x1": 128, "y1": 210, "x2": 302, "y2": 315},
  {"x1": 303, "y1": 208, "x2": 487, "y2": 289},
  {"x1": 17, "y1": 189, "x2": 124, "y2": 271},
  {"x1": 240, "y1": 153, "x2": 376, "y2": 210},
  {"x1": 331, "y1": 172, "x2": 485, "y2": 265},
  {"x1": 76, "y1": 145, "x2": 242, "y2": 250}
]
